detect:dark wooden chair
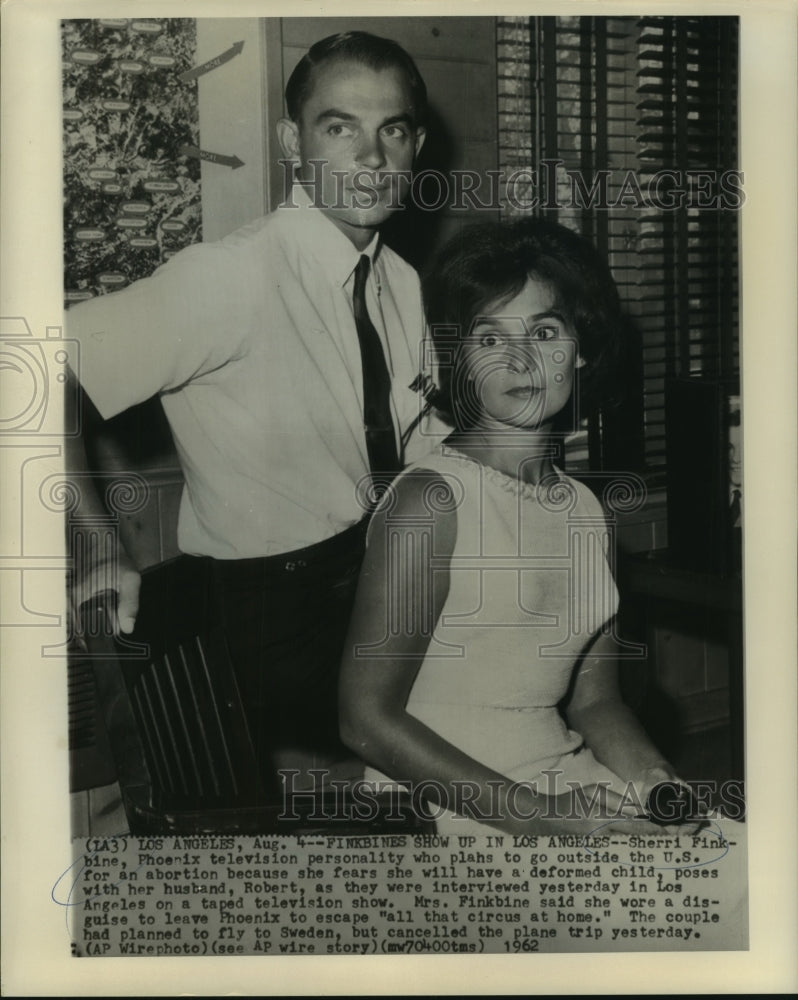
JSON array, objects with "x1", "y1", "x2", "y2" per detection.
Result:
[{"x1": 80, "y1": 556, "x2": 430, "y2": 835}]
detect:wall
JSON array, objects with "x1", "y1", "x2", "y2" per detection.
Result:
[{"x1": 196, "y1": 19, "x2": 271, "y2": 240}]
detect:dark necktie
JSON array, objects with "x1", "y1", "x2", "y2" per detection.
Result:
[{"x1": 352, "y1": 254, "x2": 400, "y2": 488}]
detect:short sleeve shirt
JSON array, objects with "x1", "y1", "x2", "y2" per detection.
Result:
[{"x1": 66, "y1": 186, "x2": 430, "y2": 558}]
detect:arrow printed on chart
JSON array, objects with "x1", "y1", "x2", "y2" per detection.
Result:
[
  {"x1": 179, "y1": 41, "x2": 244, "y2": 83},
  {"x1": 179, "y1": 145, "x2": 244, "y2": 170}
]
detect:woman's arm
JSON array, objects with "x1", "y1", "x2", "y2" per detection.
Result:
[
  {"x1": 339, "y1": 472, "x2": 642, "y2": 835},
  {"x1": 564, "y1": 630, "x2": 679, "y2": 792}
]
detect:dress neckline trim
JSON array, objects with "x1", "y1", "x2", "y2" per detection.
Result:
[{"x1": 439, "y1": 445, "x2": 566, "y2": 503}]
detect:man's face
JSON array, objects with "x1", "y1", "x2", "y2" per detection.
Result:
[{"x1": 279, "y1": 58, "x2": 426, "y2": 247}]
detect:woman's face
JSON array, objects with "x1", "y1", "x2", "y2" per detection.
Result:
[{"x1": 456, "y1": 276, "x2": 582, "y2": 431}]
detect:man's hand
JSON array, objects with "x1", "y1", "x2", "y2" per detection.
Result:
[
  {"x1": 64, "y1": 369, "x2": 142, "y2": 639},
  {"x1": 69, "y1": 543, "x2": 141, "y2": 639},
  {"x1": 113, "y1": 557, "x2": 141, "y2": 635}
]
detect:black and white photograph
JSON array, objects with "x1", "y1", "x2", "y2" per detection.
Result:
[{"x1": 1, "y1": 0, "x2": 796, "y2": 995}]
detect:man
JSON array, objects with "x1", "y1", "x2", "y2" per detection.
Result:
[{"x1": 66, "y1": 31, "x2": 431, "y2": 789}]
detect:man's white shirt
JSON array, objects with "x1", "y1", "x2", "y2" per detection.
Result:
[{"x1": 67, "y1": 185, "x2": 439, "y2": 558}]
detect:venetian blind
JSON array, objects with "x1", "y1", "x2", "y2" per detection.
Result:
[{"x1": 497, "y1": 15, "x2": 740, "y2": 474}]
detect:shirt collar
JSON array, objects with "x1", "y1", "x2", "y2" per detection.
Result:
[{"x1": 280, "y1": 182, "x2": 381, "y2": 288}]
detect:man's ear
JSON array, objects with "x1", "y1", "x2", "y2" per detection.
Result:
[
  {"x1": 414, "y1": 126, "x2": 426, "y2": 161},
  {"x1": 276, "y1": 117, "x2": 301, "y2": 162}
]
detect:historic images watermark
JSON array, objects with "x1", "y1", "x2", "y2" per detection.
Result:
[
  {"x1": 278, "y1": 769, "x2": 746, "y2": 827},
  {"x1": 280, "y1": 160, "x2": 746, "y2": 214}
]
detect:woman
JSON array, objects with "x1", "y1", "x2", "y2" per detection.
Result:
[{"x1": 339, "y1": 217, "x2": 694, "y2": 836}]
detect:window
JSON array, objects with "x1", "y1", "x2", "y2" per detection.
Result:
[{"x1": 497, "y1": 15, "x2": 740, "y2": 476}]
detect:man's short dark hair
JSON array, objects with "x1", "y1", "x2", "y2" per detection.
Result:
[{"x1": 285, "y1": 31, "x2": 428, "y2": 127}]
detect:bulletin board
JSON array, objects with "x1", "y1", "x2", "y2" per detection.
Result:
[{"x1": 62, "y1": 18, "x2": 202, "y2": 304}]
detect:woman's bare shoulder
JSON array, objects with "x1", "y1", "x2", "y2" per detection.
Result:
[{"x1": 369, "y1": 466, "x2": 459, "y2": 556}]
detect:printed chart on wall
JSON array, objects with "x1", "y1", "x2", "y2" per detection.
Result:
[
  {"x1": 62, "y1": 18, "x2": 202, "y2": 302},
  {"x1": 2, "y1": 0, "x2": 797, "y2": 995}
]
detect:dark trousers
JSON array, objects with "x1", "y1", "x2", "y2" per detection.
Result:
[{"x1": 202, "y1": 519, "x2": 368, "y2": 790}]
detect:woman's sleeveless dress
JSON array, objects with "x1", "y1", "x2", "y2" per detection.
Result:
[{"x1": 364, "y1": 446, "x2": 630, "y2": 834}]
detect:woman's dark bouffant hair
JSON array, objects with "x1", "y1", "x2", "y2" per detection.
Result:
[{"x1": 422, "y1": 217, "x2": 624, "y2": 430}]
